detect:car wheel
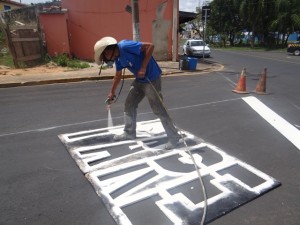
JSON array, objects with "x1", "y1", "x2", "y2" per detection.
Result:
[{"x1": 294, "y1": 50, "x2": 300, "y2": 56}]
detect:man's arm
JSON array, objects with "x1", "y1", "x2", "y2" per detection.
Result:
[
  {"x1": 137, "y1": 42, "x2": 154, "y2": 78},
  {"x1": 108, "y1": 70, "x2": 123, "y2": 99}
]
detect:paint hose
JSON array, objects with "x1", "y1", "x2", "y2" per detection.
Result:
[
  {"x1": 146, "y1": 77, "x2": 208, "y2": 225},
  {"x1": 104, "y1": 68, "x2": 126, "y2": 109}
]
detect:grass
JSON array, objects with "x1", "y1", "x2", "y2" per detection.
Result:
[
  {"x1": 0, "y1": 51, "x2": 91, "y2": 69},
  {"x1": 1, "y1": 27, "x2": 90, "y2": 69},
  {"x1": 51, "y1": 54, "x2": 90, "y2": 69},
  {"x1": 0, "y1": 52, "x2": 15, "y2": 68}
]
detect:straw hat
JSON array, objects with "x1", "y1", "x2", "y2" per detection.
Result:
[{"x1": 94, "y1": 37, "x2": 117, "y2": 65}]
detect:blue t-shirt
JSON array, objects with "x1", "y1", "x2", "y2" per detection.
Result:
[{"x1": 115, "y1": 40, "x2": 162, "y2": 83}]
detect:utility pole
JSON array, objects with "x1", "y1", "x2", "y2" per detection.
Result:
[
  {"x1": 172, "y1": 0, "x2": 178, "y2": 62},
  {"x1": 131, "y1": 0, "x2": 140, "y2": 41},
  {"x1": 201, "y1": 5, "x2": 210, "y2": 61},
  {"x1": 202, "y1": 8, "x2": 207, "y2": 62}
]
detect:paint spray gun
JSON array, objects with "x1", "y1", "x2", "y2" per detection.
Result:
[{"x1": 105, "y1": 95, "x2": 116, "y2": 106}]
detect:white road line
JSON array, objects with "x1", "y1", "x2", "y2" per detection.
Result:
[
  {"x1": 243, "y1": 96, "x2": 300, "y2": 150},
  {"x1": 167, "y1": 97, "x2": 241, "y2": 111},
  {"x1": 0, "y1": 98, "x2": 241, "y2": 137},
  {"x1": 0, "y1": 118, "x2": 111, "y2": 137},
  {"x1": 216, "y1": 71, "x2": 237, "y2": 88}
]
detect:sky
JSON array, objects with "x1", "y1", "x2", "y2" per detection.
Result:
[
  {"x1": 15, "y1": 0, "x2": 201, "y2": 12},
  {"x1": 13, "y1": 0, "x2": 49, "y2": 4},
  {"x1": 179, "y1": 0, "x2": 202, "y2": 12},
  {"x1": 16, "y1": 0, "x2": 47, "y2": 4}
]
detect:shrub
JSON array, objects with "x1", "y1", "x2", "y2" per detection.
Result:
[{"x1": 52, "y1": 54, "x2": 90, "y2": 68}]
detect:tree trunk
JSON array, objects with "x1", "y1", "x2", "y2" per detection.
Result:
[
  {"x1": 284, "y1": 33, "x2": 289, "y2": 48},
  {"x1": 251, "y1": 26, "x2": 255, "y2": 48},
  {"x1": 276, "y1": 33, "x2": 280, "y2": 46},
  {"x1": 251, "y1": 34, "x2": 255, "y2": 48}
]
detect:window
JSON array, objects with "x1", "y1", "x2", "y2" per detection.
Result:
[
  {"x1": 4, "y1": 5, "x2": 11, "y2": 11},
  {"x1": 191, "y1": 41, "x2": 205, "y2": 46}
]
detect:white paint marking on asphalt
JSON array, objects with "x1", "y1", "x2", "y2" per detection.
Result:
[
  {"x1": 167, "y1": 97, "x2": 241, "y2": 111},
  {"x1": 243, "y1": 96, "x2": 300, "y2": 150},
  {"x1": 290, "y1": 102, "x2": 300, "y2": 111},
  {"x1": 216, "y1": 71, "x2": 237, "y2": 88},
  {"x1": 0, "y1": 118, "x2": 111, "y2": 137},
  {"x1": 0, "y1": 98, "x2": 241, "y2": 137},
  {"x1": 61, "y1": 120, "x2": 280, "y2": 225}
]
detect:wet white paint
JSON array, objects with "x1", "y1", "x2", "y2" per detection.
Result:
[
  {"x1": 107, "y1": 108, "x2": 114, "y2": 128},
  {"x1": 59, "y1": 119, "x2": 280, "y2": 225}
]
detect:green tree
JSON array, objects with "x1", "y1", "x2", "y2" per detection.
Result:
[
  {"x1": 270, "y1": 0, "x2": 300, "y2": 47},
  {"x1": 239, "y1": 0, "x2": 271, "y2": 48},
  {"x1": 206, "y1": 0, "x2": 300, "y2": 48},
  {"x1": 209, "y1": 0, "x2": 243, "y2": 47}
]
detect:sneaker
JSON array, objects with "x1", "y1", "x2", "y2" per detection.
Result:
[
  {"x1": 113, "y1": 132, "x2": 136, "y2": 141},
  {"x1": 164, "y1": 136, "x2": 181, "y2": 150}
]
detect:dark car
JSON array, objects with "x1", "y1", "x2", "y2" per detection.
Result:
[{"x1": 287, "y1": 41, "x2": 300, "y2": 56}]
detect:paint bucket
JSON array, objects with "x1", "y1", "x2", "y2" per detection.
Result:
[{"x1": 188, "y1": 57, "x2": 197, "y2": 70}]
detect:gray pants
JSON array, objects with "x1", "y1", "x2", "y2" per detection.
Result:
[{"x1": 123, "y1": 77, "x2": 179, "y2": 141}]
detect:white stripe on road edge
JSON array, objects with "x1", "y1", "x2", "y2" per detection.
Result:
[
  {"x1": 243, "y1": 96, "x2": 300, "y2": 150},
  {"x1": 0, "y1": 98, "x2": 241, "y2": 138}
]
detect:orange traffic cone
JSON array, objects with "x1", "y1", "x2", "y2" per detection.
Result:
[
  {"x1": 254, "y1": 68, "x2": 268, "y2": 94},
  {"x1": 232, "y1": 68, "x2": 249, "y2": 94}
]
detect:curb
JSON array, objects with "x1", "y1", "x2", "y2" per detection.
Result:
[
  {"x1": 0, "y1": 73, "x2": 179, "y2": 88},
  {"x1": 0, "y1": 62, "x2": 223, "y2": 88}
]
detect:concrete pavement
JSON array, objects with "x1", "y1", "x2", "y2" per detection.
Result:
[{"x1": 0, "y1": 60, "x2": 223, "y2": 88}]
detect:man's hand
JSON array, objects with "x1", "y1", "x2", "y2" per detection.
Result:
[
  {"x1": 105, "y1": 93, "x2": 116, "y2": 105},
  {"x1": 137, "y1": 68, "x2": 146, "y2": 78},
  {"x1": 107, "y1": 92, "x2": 115, "y2": 100}
]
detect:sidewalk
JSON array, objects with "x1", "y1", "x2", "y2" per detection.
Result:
[{"x1": 0, "y1": 60, "x2": 223, "y2": 88}]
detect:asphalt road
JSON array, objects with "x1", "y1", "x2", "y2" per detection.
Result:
[
  {"x1": 1, "y1": 50, "x2": 299, "y2": 225},
  {"x1": 205, "y1": 49, "x2": 300, "y2": 225}
]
